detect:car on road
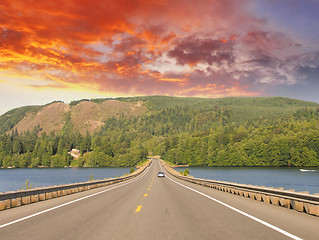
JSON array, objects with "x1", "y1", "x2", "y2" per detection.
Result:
[{"x1": 157, "y1": 171, "x2": 165, "y2": 177}]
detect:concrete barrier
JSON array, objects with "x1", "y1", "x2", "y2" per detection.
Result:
[
  {"x1": 279, "y1": 198, "x2": 290, "y2": 208},
  {"x1": 39, "y1": 193, "x2": 46, "y2": 201},
  {"x1": 163, "y1": 161, "x2": 319, "y2": 217},
  {"x1": 0, "y1": 200, "x2": 9, "y2": 210},
  {"x1": 21, "y1": 196, "x2": 31, "y2": 205},
  {"x1": 0, "y1": 160, "x2": 152, "y2": 211},
  {"x1": 30, "y1": 195, "x2": 39, "y2": 203}
]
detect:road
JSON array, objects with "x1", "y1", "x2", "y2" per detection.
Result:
[{"x1": 0, "y1": 159, "x2": 318, "y2": 240}]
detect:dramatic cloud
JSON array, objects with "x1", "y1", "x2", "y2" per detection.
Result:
[
  {"x1": 168, "y1": 36, "x2": 235, "y2": 67},
  {"x1": 0, "y1": 0, "x2": 318, "y2": 107}
]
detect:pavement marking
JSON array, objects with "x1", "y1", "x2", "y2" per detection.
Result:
[
  {"x1": 165, "y1": 174, "x2": 303, "y2": 240},
  {"x1": 0, "y1": 163, "x2": 152, "y2": 230},
  {"x1": 135, "y1": 205, "x2": 142, "y2": 213},
  {"x1": 144, "y1": 193, "x2": 148, "y2": 197}
]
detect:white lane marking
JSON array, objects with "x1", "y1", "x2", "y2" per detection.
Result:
[
  {"x1": 0, "y1": 164, "x2": 151, "y2": 229},
  {"x1": 165, "y1": 172, "x2": 303, "y2": 240}
]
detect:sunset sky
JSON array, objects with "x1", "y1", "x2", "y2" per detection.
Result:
[{"x1": 1, "y1": 0, "x2": 319, "y2": 114}]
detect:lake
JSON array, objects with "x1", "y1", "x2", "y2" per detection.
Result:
[
  {"x1": 176, "y1": 167, "x2": 319, "y2": 194},
  {"x1": 1, "y1": 167, "x2": 319, "y2": 194},
  {"x1": 0, "y1": 167, "x2": 130, "y2": 193}
]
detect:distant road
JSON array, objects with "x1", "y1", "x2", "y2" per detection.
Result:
[{"x1": 0, "y1": 160, "x2": 318, "y2": 240}]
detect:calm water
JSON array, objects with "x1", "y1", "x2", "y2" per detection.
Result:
[
  {"x1": 176, "y1": 167, "x2": 319, "y2": 194},
  {"x1": 0, "y1": 167, "x2": 130, "y2": 193},
  {"x1": 1, "y1": 167, "x2": 319, "y2": 194}
]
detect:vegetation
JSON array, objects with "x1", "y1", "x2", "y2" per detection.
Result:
[
  {"x1": 163, "y1": 108, "x2": 319, "y2": 167},
  {"x1": 89, "y1": 174, "x2": 95, "y2": 181},
  {"x1": 0, "y1": 105, "x2": 42, "y2": 134},
  {"x1": 22, "y1": 179, "x2": 33, "y2": 190},
  {"x1": 180, "y1": 168, "x2": 190, "y2": 176},
  {"x1": 0, "y1": 96, "x2": 318, "y2": 168}
]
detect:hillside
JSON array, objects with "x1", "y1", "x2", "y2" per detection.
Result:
[
  {"x1": 0, "y1": 96, "x2": 319, "y2": 168},
  {"x1": 1, "y1": 99, "x2": 146, "y2": 135},
  {"x1": 0, "y1": 96, "x2": 317, "y2": 135}
]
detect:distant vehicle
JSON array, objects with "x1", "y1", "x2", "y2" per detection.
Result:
[{"x1": 157, "y1": 171, "x2": 165, "y2": 177}]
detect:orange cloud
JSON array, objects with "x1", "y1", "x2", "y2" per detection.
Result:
[{"x1": 1, "y1": 0, "x2": 281, "y2": 99}]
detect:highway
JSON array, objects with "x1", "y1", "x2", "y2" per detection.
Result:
[{"x1": 0, "y1": 159, "x2": 318, "y2": 240}]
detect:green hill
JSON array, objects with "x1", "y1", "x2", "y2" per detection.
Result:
[
  {"x1": 0, "y1": 96, "x2": 318, "y2": 168},
  {"x1": 1, "y1": 96, "x2": 317, "y2": 135}
]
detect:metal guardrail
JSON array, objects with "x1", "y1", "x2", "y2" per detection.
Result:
[
  {"x1": 0, "y1": 160, "x2": 152, "y2": 210},
  {"x1": 0, "y1": 174, "x2": 130, "y2": 201},
  {"x1": 163, "y1": 162, "x2": 319, "y2": 217}
]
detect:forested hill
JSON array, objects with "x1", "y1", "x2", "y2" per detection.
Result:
[
  {"x1": 0, "y1": 96, "x2": 319, "y2": 168},
  {"x1": 0, "y1": 96, "x2": 317, "y2": 135}
]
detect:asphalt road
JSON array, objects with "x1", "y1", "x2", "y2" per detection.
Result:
[{"x1": 0, "y1": 159, "x2": 318, "y2": 240}]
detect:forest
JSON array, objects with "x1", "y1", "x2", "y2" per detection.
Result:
[{"x1": 0, "y1": 96, "x2": 318, "y2": 168}]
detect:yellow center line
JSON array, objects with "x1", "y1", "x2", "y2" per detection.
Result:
[
  {"x1": 134, "y1": 178, "x2": 154, "y2": 214},
  {"x1": 135, "y1": 205, "x2": 142, "y2": 213}
]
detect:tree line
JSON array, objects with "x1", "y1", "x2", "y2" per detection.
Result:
[{"x1": 162, "y1": 108, "x2": 319, "y2": 167}]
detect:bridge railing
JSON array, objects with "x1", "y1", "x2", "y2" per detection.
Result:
[
  {"x1": 163, "y1": 161, "x2": 319, "y2": 217},
  {"x1": 0, "y1": 160, "x2": 152, "y2": 211}
]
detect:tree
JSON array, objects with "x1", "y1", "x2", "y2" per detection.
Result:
[
  {"x1": 13, "y1": 140, "x2": 23, "y2": 154},
  {"x1": 57, "y1": 138, "x2": 65, "y2": 155},
  {"x1": 51, "y1": 154, "x2": 66, "y2": 168},
  {"x1": 80, "y1": 131, "x2": 91, "y2": 154}
]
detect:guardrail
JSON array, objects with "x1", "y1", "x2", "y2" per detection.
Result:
[
  {"x1": 163, "y1": 162, "x2": 319, "y2": 217},
  {"x1": 0, "y1": 160, "x2": 152, "y2": 211}
]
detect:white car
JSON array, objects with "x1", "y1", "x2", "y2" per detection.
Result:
[{"x1": 157, "y1": 172, "x2": 165, "y2": 177}]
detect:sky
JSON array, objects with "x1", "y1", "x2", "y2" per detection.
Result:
[{"x1": 1, "y1": 0, "x2": 319, "y2": 114}]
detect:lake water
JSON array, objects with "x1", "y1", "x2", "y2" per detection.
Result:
[
  {"x1": 0, "y1": 167, "x2": 130, "y2": 193},
  {"x1": 176, "y1": 167, "x2": 319, "y2": 194},
  {"x1": 1, "y1": 167, "x2": 319, "y2": 194}
]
